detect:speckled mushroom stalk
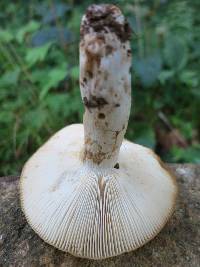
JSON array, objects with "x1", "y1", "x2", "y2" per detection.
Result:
[
  {"x1": 80, "y1": 4, "x2": 132, "y2": 168},
  {"x1": 20, "y1": 4, "x2": 177, "y2": 260}
]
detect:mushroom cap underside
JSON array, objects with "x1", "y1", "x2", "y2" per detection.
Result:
[{"x1": 20, "y1": 124, "x2": 177, "y2": 259}]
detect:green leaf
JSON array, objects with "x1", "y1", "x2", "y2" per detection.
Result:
[
  {"x1": 45, "y1": 90, "x2": 82, "y2": 119},
  {"x1": 45, "y1": 94, "x2": 69, "y2": 114},
  {"x1": 170, "y1": 146, "x2": 200, "y2": 163},
  {"x1": 179, "y1": 70, "x2": 199, "y2": 87},
  {"x1": 164, "y1": 35, "x2": 188, "y2": 70},
  {"x1": 25, "y1": 42, "x2": 52, "y2": 67},
  {"x1": 134, "y1": 53, "x2": 162, "y2": 87},
  {"x1": 16, "y1": 20, "x2": 40, "y2": 43},
  {"x1": 191, "y1": 88, "x2": 200, "y2": 98},
  {"x1": 31, "y1": 68, "x2": 50, "y2": 83},
  {"x1": 65, "y1": 89, "x2": 83, "y2": 118},
  {"x1": 158, "y1": 70, "x2": 174, "y2": 85},
  {"x1": 39, "y1": 64, "x2": 67, "y2": 99},
  {"x1": 24, "y1": 108, "x2": 47, "y2": 130},
  {"x1": 0, "y1": 68, "x2": 20, "y2": 87},
  {"x1": 0, "y1": 29, "x2": 13, "y2": 42},
  {"x1": 42, "y1": 3, "x2": 71, "y2": 24},
  {"x1": 0, "y1": 110, "x2": 13, "y2": 123},
  {"x1": 134, "y1": 128, "x2": 156, "y2": 149},
  {"x1": 70, "y1": 66, "x2": 79, "y2": 80},
  {"x1": 31, "y1": 27, "x2": 73, "y2": 46}
]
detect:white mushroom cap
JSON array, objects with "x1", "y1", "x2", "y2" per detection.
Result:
[{"x1": 20, "y1": 4, "x2": 177, "y2": 260}]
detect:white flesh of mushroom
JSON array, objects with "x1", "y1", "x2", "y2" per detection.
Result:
[{"x1": 20, "y1": 4, "x2": 177, "y2": 260}]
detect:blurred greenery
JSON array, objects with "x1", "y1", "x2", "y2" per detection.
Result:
[{"x1": 0, "y1": 0, "x2": 200, "y2": 175}]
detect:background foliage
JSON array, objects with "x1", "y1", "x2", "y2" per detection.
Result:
[{"x1": 0, "y1": 0, "x2": 200, "y2": 175}]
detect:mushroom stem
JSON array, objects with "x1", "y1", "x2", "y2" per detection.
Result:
[{"x1": 79, "y1": 4, "x2": 132, "y2": 167}]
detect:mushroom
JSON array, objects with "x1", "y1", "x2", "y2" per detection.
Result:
[{"x1": 20, "y1": 4, "x2": 177, "y2": 260}]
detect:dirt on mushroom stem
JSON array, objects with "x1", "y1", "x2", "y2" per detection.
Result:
[{"x1": 79, "y1": 4, "x2": 132, "y2": 168}]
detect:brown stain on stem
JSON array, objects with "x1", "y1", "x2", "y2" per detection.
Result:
[
  {"x1": 81, "y1": 4, "x2": 132, "y2": 42},
  {"x1": 83, "y1": 149, "x2": 107, "y2": 165},
  {"x1": 83, "y1": 96, "x2": 108, "y2": 109},
  {"x1": 85, "y1": 49, "x2": 101, "y2": 76}
]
